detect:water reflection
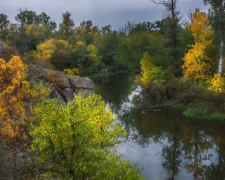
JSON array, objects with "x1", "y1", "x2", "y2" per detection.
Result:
[{"x1": 93, "y1": 74, "x2": 225, "y2": 180}]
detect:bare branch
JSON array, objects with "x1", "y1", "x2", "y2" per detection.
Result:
[{"x1": 150, "y1": 0, "x2": 165, "y2": 4}]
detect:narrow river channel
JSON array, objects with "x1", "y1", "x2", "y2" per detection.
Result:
[{"x1": 93, "y1": 73, "x2": 225, "y2": 180}]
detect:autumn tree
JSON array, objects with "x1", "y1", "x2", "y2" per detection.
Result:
[
  {"x1": 182, "y1": 9, "x2": 216, "y2": 80},
  {"x1": 136, "y1": 52, "x2": 167, "y2": 96},
  {"x1": 35, "y1": 39, "x2": 72, "y2": 70},
  {"x1": 0, "y1": 56, "x2": 50, "y2": 148},
  {"x1": 26, "y1": 93, "x2": 145, "y2": 179},
  {"x1": 86, "y1": 44, "x2": 101, "y2": 67}
]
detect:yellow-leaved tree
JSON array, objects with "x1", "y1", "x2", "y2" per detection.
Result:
[
  {"x1": 182, "y1": 8, "x2": 216, "y2": 80},
  {"x1": 27, "y1": 93, "x2": 145, "y2": 179},
  {"x1": 0, "y1": 56, "x2": 50, "y2": 147},
  {"x1": 86, "y1": 44, "x2": 101, "y2": 67},
  {"x1": 137, "y1": 52, "x2": 154, "y2": 87},
  {"x1": 35, "y1": 39, "x2": 72, "y2": 70}
]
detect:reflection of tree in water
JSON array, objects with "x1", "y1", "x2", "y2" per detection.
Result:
[
  {"x1": 183, "y1": 130, "x2": 213, "y2": 179},
  {"x1": 94, "y1": 74, "x2": 137, "y2": 114},
  {"x1": 94, "y1": 73, "x2": 225, "y2": 180},
  {"x1": 202, "y1": 124, "x2": 225, "y2": 179}
]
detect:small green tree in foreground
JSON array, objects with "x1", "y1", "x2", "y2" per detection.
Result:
[{"x1": 27, "y1": 93, "x2": 145, "y2": 179}]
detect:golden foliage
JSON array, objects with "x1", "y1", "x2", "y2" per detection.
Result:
[
  {"x1": 86, "y1": 44, "x2": 100, "y2": 66},
  {"x1": 63, "y1": 68, "x2": 80, "y2": 77},
  {"x1": 182, "y1": 9, "x2": 215, "y2": 80},
  {"x1": 0, "y1": 56, "x2": 50, "y2": 147},
  {"x1": 140, "y1": 52, "x2": 154, "y2": 74},
  {"x1": 207, "y1": 74, "x2": 225, "y2": 93},
  {"x1": 36, "y1": 39, "x2": 71, "y2": 62}
]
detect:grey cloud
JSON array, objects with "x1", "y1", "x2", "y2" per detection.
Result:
[{"x1": 0, "y1": 0, "x2": 211, "y2": 30}]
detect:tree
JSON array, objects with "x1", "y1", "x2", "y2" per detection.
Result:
[
  {"x1": 27, "y1": 93, "x2": 145, "y2": 179},
  {"x1": 35, "y1": 12, "x2": 50, "y2": 26},
  {"x1": 119, "y1": 20, "x2": 136, "y2": 34},
  {"x1": 203, "y1": 0, "x2": 225, "y2": 77},
  {"x1": 15, "y1": 8, "x2": 37, "y2": 53},
  {"x1": 15, "y1": 8, "x2": 37, "y2": 25},
  {"x1": 35, "y1": 12, "x2": 57, "y2": 33},
  {"x1": 0, "y1": 13, "x2": 9, "y2": 25},
  {"x1": 71, "y1": 41, "x2": 101, "y2": 71},
  {"x1": 150, "y1": 0, "x2": 182, "y2": 75},
  {"x1": 115, "y1": 31, "x2": 162, "y2": 72},
  {"x1": 101, "y1": 24, "x2": 112, "y2": 35},
  {"x1": 86, "y1": 44, "x2": 101, "y2": 67},
  {"x1": 71, "y1": 41, "x2": 87, "y2": 67},
  {"x1": 0, "y1": 56, "x2": 50, "y2": 147},
  {"x1": 101, "y1": 29, "x2": 119, "y2": 69},
  {"x1": 137, "y1": 52, "x2": 167, "y2": 93},
  {"x1": 59, "y1": 11, "x2": 75, "y2": 38},
  {"x1": 182, "y1": 9, "x2": 216, "y2": 80},
  {"x1": 0, "y1": 13, "x2": 10, "y2": 41},
  {"x1": 35, "y1": 39, "x2": 72, "y2": 70}
]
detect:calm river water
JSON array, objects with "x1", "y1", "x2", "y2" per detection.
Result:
[{"x1": 93, "y1": 73, "x2": 225, "y2": 180}]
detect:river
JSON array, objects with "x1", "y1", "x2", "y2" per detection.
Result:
[{"x1": 93, "y1": 73, "x2": 225, "y2": 180}]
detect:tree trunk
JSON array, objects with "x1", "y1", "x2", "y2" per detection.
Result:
[
  {"x1": 218, "y1": 41, "x2": 224, "y2": 77},
  {"x1": 218, "y1": 0, "x2": 224, "y2": 77}
]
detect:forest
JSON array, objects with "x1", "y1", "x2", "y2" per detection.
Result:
[{"x1": 1, "y1": 0, "x2": 225, "y2": 179}]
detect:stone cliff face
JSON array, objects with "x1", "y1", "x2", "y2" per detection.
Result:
[{"x1": 28, "y1": 67, "x2": 95, "y2": 105}]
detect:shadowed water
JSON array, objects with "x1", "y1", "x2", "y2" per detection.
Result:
[{"x1": 93, "y1": 73, "x2": 225, "y2": 180}]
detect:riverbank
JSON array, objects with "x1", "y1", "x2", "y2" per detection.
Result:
[
  {"x1": 87, "y1": 70, "x2": 129, "y2": 79},
  {"x1": 137, "y1": 87, "x2": 225, "y2": 121},
  {"x1": 166, "y1": 98, "x2": 225, "y2": 121}
]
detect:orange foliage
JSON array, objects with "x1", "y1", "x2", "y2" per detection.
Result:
[
  {"x1": 182, "y1": 9, "x2": 215, "y2": 80},
  {"x1": 0, "y1": 56, "x2": 49, "y2": 147}
]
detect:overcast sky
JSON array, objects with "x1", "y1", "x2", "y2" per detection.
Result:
[{"x1": 1, "y1": 0, "x2": 210, "y2": 30}]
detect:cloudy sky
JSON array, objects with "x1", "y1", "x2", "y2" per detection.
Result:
[{"x1": 1, "y1": 0, "x2": 210, "y2": 30}]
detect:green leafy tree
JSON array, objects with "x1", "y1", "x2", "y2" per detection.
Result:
[
  {"x1": 151, "y1": 0, "x2": 183, "y2": 75},
  {"x1": 115, "y1": 31, "x2": 162, "y2": 72},
  {"x1": 102, "y1": 30, "x2": 119, "y2": 70},
  {"x1": 71, "y1": 41, "x2": 87, "y2": 67},
  {"x1": 35, "y1": 12, "x2": 57, "y2": 38},
  {"x1": 59, "y1": 11, "x2": 75, "y2": 38},
  {"x1": 14, "y1": 8, "x2": 38, "y2": 53},
  {"x1": 0, "y1": 13, "x2": 10, "y2": 41},
  {"x1": 15, "y1": 8, "x2": 37, "y2": 25},
  {"x1": 27, "y1": 93, "x2": 145, "y2": 179}
]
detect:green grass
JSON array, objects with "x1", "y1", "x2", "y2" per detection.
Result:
[
  {"x1": 183, "y1": 110, "x2": 225, "y2": 121},
  {"x1": 182, "y1": 103, "x2": 225, "y2": 121},
  {"x1": 88, "y1": 73, "x2": 102, "y2": 79}
]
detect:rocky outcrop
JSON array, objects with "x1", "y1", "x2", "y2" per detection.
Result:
[{"x1": 28, "y1": 67, "x2": 95, "y2": 105}]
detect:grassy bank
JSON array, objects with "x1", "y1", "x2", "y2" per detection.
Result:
[{"x1": 169, "y1": 100, "x2": 225, "y2": 121}]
